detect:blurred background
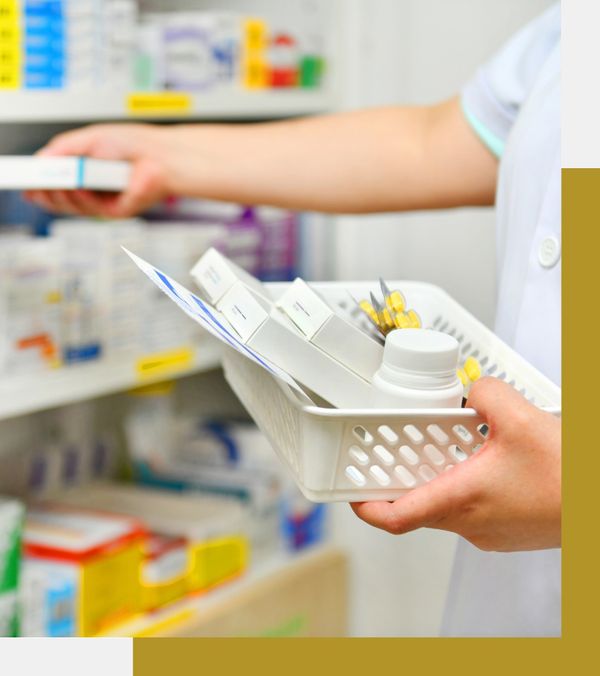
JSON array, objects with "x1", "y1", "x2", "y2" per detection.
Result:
[{"x1": 0, "y1": 0, "x2": 553, "y2": 637}]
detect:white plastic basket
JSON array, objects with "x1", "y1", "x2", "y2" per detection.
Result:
[{"x1": 222, "y1": 281, "x2": 561, "y2": 503}]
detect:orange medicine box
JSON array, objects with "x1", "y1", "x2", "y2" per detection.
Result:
[{"x1": 23, "y1": 504, "x2": 146, "y2": 636}]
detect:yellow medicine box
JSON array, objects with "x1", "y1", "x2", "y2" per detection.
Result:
[{"x1": 23, "y1": 504, "x2": 146, "y2": 636}]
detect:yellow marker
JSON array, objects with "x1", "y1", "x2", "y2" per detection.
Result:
[
  {"x1": 464, "y1": 356, "x2": 482, "y2": 382},
  {"x1": 379, "y1": 278, "x2": 406, "y2": 314}
]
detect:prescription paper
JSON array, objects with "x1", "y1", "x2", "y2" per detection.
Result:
[{"x1": 123, "y1": 248, "x2": 308, "y2": 397}]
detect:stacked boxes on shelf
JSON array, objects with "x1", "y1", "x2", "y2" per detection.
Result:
[
  {"x1": 149, "y1": 198, "x2": 300, "y2": 282},
  {"x1": 0, "y1": 0, "x2": 138, "y2": 91},
  {"x1": 0, "y1": 203, "x2": 300, "y2": 379},
  {"x1": 18, "y1": 486, "x2": 249, "y2": 636},
  {"x1": 0, "y1": 497, "x2": 23, "y2": 637},
  {"x1": 0, "y1": 1, "x2": 326, "y2": 92},
  {"x1": 0, "y1": 235, "x2": 63, "y2": 374},
  {"x1": 0, "y1": 401, "x2": 120, "y2": 500}
]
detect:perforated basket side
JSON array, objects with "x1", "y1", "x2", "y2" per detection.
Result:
[
  {"x1": 221, "y1": 347, "x2": 303, "y2": 479},
  {"x1": 323, "y1": 410, "x2": 486, "y2": 502},
  {"x1": 222, "y1": 348, "x2": 346, "y2": 500}
]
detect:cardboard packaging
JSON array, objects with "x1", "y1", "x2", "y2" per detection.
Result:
[
  {"x1": 21, "y1": 504, "x2": 145, "y2": 636},
  {"x1": 277, "y1": 278, "x2": 383, "y2": 382},
  {"x1": 218, "y1": 281, "x2": 374, "y2": 408},
  {"x1": 0, "y1": 156, "x2": 131, "y2": 191},
  {"x1": 190, "y1": 246, "x2": 270, "y2": 306}
]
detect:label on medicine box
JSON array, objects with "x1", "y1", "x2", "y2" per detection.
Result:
[
  {"x1": 220, "y1": 283, "x2": 375, "y2": 408},
  {"x1": 278, "y1": 278, "x2": 383, "y2": 382},
  {"x1": 219, "y1": 282, "x2": 270, "y2": 343},
  {"x1": 190, "y1": 247, "x2": 269, "y2": 307}
]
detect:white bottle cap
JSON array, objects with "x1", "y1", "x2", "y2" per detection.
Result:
[{"x1": 383, "y1": 329, "x2": 459, "y2": 376}]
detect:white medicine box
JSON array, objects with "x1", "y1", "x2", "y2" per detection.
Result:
[
  {"x1": 218, "y1": 282, "x2": 374, "y2": 409},
  {"x1": 277, "y1": 278, "x2": 383, "y2": 382},
  {"x1": 190, "y1": 247, "x2": 270, "y2": 307}
]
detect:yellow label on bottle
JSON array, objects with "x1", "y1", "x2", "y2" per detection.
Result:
[
  {"x1": 243, "y1": 18, "x2": 268, "y2": 52},
  {"x1": 126, "y1": 92, "x2": 193, "y2": 116},
  {"x1": 0, "y1": 4, "x2": 20, "y2": 22},
  {"x1": 242, "y1": 58, "x2": 269, "y2": 89},
  {"x1": 0, "y1": 69, "x2": 19, "y2": 89},
  {"x1": 0, "y1": 5, "x2": 20, "y2": 90},
  {"x1": 135, "y1": 346, "x2": 195, "y2": 380}
]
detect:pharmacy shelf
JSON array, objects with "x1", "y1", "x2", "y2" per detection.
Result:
[
  {"x1": 103, "y1": 545, "x2": 345, "y2": 638},
  {"x1": 0, "y1": 89, "x2": 337, "y2": 123},
  {"x1": 0, "y1": 338, "x2": 222, "y2": 421}
]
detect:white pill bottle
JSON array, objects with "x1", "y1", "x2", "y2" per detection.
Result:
[{"x1": 371, "y1": 329, "x2": 464, "y2": 408}]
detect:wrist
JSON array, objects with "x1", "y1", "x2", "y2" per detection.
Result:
[{"x1": 157, "y1": 124, "x2": 215, "y2": 198}]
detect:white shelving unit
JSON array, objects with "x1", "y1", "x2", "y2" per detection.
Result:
[
  {"x1": 0, "y1": 89, "x2": 338, "y2": 124},
  {"x1": 0, "y1": 338, "x2": 222, "y2": 421}
]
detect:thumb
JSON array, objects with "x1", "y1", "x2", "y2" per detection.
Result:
[{"x1": 466, "y1": 377, "x2": 530, "y2": 428}]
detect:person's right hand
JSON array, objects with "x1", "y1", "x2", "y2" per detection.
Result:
[{"x1": 25, "y1": 123, "x2": 172, "y2": 218}]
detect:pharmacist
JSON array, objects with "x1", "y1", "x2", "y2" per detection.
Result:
[{"x1": 27, "y1": 5, "x2": 561, "y2": 638}]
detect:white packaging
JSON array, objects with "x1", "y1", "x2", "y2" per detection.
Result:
[
  {"x1": 52, "y1": 218, "x2": 147, "y2": 357},
  {"x1": 219, "y1": 282, "x2": 373, "y2": 408},
  {"x1": 143, "y1": 225, "x2": 225, "y2": 352},
  {"x1": 58, "y1": 481, "x2": 248, "y2": 545},
  {"x1": 371, "y1": 329, "x2": 464, "y2": 408},
  {"x1": 191, "y1": 246, "x2": 270, "y2": 306},
  {"x1": 19, "y1": 559, "x2": 78, "y2": 637},
  {"x1": 162, "y1": 12, "x2": 218, "y2": 91},
  {"x1": 0, "y1": 157, "x2": 131, "y2": 191},
  {"x1": 0, "y1": 237, "x2": 63, "y2": 374},
  {"x1": 277, "y1": 278, "x2": 383, "y2": 382}
]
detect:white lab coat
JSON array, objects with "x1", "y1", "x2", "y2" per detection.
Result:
[{"x1": 441, "y1": 4, "x2": 562, "y2": 637}]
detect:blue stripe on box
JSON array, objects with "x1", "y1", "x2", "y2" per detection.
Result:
[{"x1": 76, "y1": 157, "x2": 85, "y2": 189}]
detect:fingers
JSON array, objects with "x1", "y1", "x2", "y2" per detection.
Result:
[
  {"x1": 105, "y1": 159, "x2": 165, "y2": 217},
  {"x1": 351, "y1": 462, "x2": 477, "y2": 535},
  {"x1": 37, "y1": 126, "x2": 101, "y2": 158}
]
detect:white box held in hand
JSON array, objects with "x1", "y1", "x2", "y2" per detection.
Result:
[
  {"x1": 219, "y1": 282, "x2": 373, "y2": 409},
  {"x1": 0, "y1": 156, "x2": 131, "y2": 191},
  {"x1": 190, "y1": 247, "x2": 270, "y2": 306},
  {"x1": 276, "y1": 278, "x2": 383, "y2": 382}
]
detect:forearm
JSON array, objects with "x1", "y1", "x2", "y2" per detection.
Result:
[{"x1": 161, "y1": 98, "x2": 498, "y2": 214}]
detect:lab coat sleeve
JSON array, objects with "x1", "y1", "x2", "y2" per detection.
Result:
[{"x1": 461, "y1": 2, "x2": 560, "y2": 157}]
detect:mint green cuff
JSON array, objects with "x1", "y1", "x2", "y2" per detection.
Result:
[{"x1": 461, "y1": 101, "x2": 505, "y2": 158}]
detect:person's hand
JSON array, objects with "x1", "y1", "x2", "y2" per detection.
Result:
[
  {"x1": 25, "y1": 123, "x2": 172, "y2": 218},
  {"x1": 351, "y1": 377, "x2": 561, "y2": 552}
]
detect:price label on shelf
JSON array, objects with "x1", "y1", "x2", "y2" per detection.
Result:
[
  {"x1": 135, "y1": 346, "x2": 195, "y2": 380},
  {"x1": 126, "y1": 92, "x2": 193, "y2": 117}
]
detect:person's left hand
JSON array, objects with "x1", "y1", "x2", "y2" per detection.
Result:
[{"x1": 351, "y1": 377, "x2": 561, "y2": 552}]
